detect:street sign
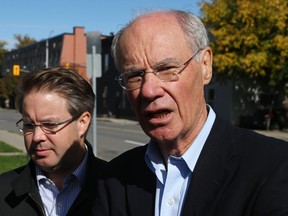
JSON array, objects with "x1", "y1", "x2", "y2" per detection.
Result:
[{"x1": 87, "y1": 53, "x2": 102, "y2": 78}]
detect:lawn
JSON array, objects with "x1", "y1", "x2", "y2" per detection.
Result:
[
  {"x1": 0, "y1": 140, "x2": 29, "y2": 174},
  {"x1": 0, "y1": 141, "x2": 23, "y2": 152}
]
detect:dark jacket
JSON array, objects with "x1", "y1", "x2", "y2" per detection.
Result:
[
  {"x1": 97, "y1": 117, "x2": 288, "y2": 216},
  {"x1": 0, "y1": 143, "x2": 107, "y2": 216}
]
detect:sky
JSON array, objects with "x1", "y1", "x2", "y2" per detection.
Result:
[{"x1": 0, "y1": 0, "x2": 201, "y2": 50}]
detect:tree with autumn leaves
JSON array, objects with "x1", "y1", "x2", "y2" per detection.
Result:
[{"x1": 200, "y1": 0, "x2": 288, "y2": 110}]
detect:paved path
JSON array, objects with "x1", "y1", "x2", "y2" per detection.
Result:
[
  {"x1": 0, "y1": 130, "x2": 26, "y2": 152},
  {"x1": 0, "y1": 130, "x2": 26, "y2": 155}
]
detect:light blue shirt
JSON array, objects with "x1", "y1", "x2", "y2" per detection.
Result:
[
  {"x1": 145, "y1": 106, "x2": 216, "y2": 216},
  {"x1": 36, "y1": 146, "x2": 88, "y2": 216}
]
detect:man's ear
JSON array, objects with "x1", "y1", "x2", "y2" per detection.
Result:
[
  {"x1": 201, "y1": 47, "x2": 213, "y2": 85},
  {"x1": 78, "y1": 111, "x2": 91, "y2": 137}
]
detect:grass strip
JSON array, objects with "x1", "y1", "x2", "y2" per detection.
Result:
[
  {"x1": 0, "y1": 155, "x2": 29, "y2": 174},
  {"x1": 0, "y1": 140, "x2": 22, "y2": 152}
]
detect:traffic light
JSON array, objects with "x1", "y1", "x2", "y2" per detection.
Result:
[
  {"x1": 13, "y1": 65, "x2": 20, "y2": 76},
  {"x1": 65, "y1": 63, "x2": 70, "y2": 68}
]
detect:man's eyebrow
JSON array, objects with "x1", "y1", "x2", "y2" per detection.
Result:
[
  {"x1": 153, "y1": 57, "x2": 179, "y2": 68},
  {"x1": 122, "y1": 67, "x2": 144, "y2": 73},
  {"x1": 122, "y1": 57, "x2": 179, "y2": 73}
]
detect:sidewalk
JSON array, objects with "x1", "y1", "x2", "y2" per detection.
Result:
[
  {"x1": 0, "y1": 130, "x2": 26, "y2": 153},
  {"x1": 254, "y1": 129, "x2": 288, "y2": 142}
]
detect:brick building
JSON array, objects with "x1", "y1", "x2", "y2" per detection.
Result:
[{"x1": 1, "y1": 27, "x2": 135, "y2": 118}]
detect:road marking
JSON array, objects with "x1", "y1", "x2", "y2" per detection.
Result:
[
  {"x1": 97, "y1": 125, "x2": 144, "y2": 134},
  {"x1": 124, "y1": 140, "x2": 145, "y2": 146}
]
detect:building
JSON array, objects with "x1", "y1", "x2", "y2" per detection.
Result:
[
  {"x1": 2, "y1": 27, "x2": 88, "y2": 79},
  {"x1": 1, "y1": 26, "x2": 135, "y2": 118}
]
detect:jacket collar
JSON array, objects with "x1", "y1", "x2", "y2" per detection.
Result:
[{"x1": 10, "y1": 142, "x2": 102, "y2": 205}]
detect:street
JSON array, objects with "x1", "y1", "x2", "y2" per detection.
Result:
[
  {"x1": 0, "y1": 108, "x2": 149, "y2": 161},
  {"x1": 1, "y1": 108, "x2": 288, "y2": 161}
]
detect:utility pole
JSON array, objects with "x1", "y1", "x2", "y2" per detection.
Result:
[
  {"x1": 92, "y1": 46, "x2": 97, "y2": 156},
  {"x1": 87, "y1": 32, "x2": 102, "y2": 156},
  {"x1": 45, "y1": 31, "x2": 53, "y2": 68},
  {"x1": 45, "y1": 39, "x2": 49, "y2": 68},
  {"x1": 87, "y1": 45, "x2": 102, "y2": 156}
]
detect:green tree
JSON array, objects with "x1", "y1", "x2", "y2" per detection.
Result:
[
  {"x1": 0, "y1": 40, "x2": 8, "y2": 107},
  {"x1": 200, "y1": 0, "x2": 288, "y2": 107},
  {"x1": 3, "y1": 72, "x2": 20, "y2": 109},
  {"x1": 0, "y1": 78, "x2": 8, "y2": 107},
  {"x1": 0, "y1": 40, "x2": 8, "y2": 75},
  {"x1": 14, "y1": 34, "x2": 37, "y2": 48}
]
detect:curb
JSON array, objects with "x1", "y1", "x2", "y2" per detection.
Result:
[
  {"x1": 0, "y1": 152, "x2": 27, "y2": 156},
  {"x1": 98, "y1": 117, "x2": 138, "y2": 125},
  {"x1": 0, "y1": 130, "x2": 25, "y2": 152}
]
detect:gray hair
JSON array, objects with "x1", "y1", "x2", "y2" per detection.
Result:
[{"x1": 111, "y1": 9, "x2": 210, "y2": 69}]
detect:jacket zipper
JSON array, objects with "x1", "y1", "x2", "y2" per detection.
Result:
[{"x1": 28, "y1": 192, "x2": 46, "y2": 216}]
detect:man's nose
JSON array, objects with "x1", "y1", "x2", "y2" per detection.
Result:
[
  {"x1": 140, "y1": 72, "x2": 165, "y2": 100},
  {"x1": 31, "y1": 125, "x2": 46, "y2": 141}
]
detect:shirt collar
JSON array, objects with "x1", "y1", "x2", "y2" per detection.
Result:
[
  {"x1": 36, "y1": 144, "x2": 89, "y2": 188},
  {"x1": 182, "y1": 105, "x2": 216, "y2": 171}
]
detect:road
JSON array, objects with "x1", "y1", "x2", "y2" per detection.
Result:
[
  {"x1": 0, "y1": 108, "x2": 149, "y2": 161},
  {"x1": 2, "y1": 108, "x2": 288, "y2": 161}
]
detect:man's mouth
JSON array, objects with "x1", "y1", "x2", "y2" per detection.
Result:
[
  {"x1": 33, "y1": 147, "x2": 51, "y2": 157},
  {"x1": 147, "y1": 110, "x2": 170, "y2": 118}
]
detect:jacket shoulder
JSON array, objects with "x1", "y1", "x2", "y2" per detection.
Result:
[
  {"x1": 109, "y1": 145, "x2": 147, "y2": 165},
  {"x1": 0, "y1": 165, "x2": 26, "y2": 183},
  {"x1": 209, "y1": 117, "x2": 288, "y2": 163},
  {"x1": 104, "y1": 145, "x2": 149, "y2": 177}
]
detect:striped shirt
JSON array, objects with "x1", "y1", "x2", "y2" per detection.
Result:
[{"x1": 36, "y1": 148, "x2": 88, "y2": 216}]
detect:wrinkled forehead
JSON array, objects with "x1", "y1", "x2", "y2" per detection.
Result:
[
  {"x1": 122, "y1": 12, "x2": 184, "y2": 44},
  {"x1": 116, "y1": 14, "x2": 189, "y2": 69}
]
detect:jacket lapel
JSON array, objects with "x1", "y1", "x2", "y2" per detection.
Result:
[
  {"x1": 10, "y1": 161, "x2": 43, "y2": 209},
  {"x1": 127, "y1": 146, "x2": 156, "y2": 216},
  {"x1": 181, "y1": 118, "x2": 240, "y2": 216}
]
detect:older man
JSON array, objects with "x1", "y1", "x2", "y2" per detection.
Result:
[{"x1": 97, "y1": 10, "x2": 288, "y2": 216}]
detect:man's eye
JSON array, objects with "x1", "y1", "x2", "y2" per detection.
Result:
[
  {"x1": 124, "y1": 71, "x2": 143, "y2": 82},
  {"x1": 42, "y1": 123, "x2": 58, "y2": 129},
  {"x1": 157, "y1": 66, "x2": 177, "y2": 73}
]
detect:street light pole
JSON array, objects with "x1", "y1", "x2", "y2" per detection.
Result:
[
  {"x1": 45, "y1": 31, "x2": 53, "y2": 68},
  {"x1": 45, "y1": 39, "x2": 49, "y2": 68}
]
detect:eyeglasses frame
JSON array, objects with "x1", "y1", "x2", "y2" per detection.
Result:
[
  {"x1": 115, "y1": 48, "x2": 203, "y2": 90},
  {"x1": 16, "y1": 117, "x2": 76, "y2": 135}
]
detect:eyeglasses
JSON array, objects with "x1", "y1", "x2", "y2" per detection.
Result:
[
  {"x1": 16, "y1": 117, "x2": 75, "y2": 135},
  {"x1": 115, "y1": 49, "x2": 203, "y2": 90}
]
